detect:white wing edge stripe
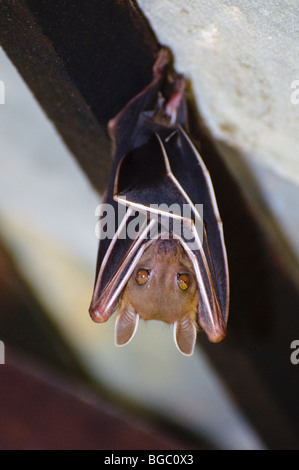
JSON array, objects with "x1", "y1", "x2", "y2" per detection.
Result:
[
  {"x1": 179, "y1": 237, "x2": 215, "y2": 329},
  {"x1": 178, "y1": 126, "x2": 222, "y2": 223},
  {"x1": 155, "y1": 133, "x2": 204, "y2": 227},
  {"x1": 179, "y1": 128, "x2": 229, "y2": 303},
  {"x1": 106, "y1": 218, "x2": 156, "y2": 311},
  {"x1": 155, "y1": 134, "x2": 217, "y2": 315},
  {"x1": 97, "y1": 206, "x2": 134, "y2": 282},
  {"x1": 117, "y1": 196, "x2": 186, "y2": 222},
  {"x1": 157, "y1": 130, "x2": 229, "y2": 319}
]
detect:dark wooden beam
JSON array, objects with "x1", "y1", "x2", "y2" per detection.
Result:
[
  {"x1": 0, "y1": 0, "x2": 159, "y2": 192},
  {"x1": 0, "y1": 360, "x2": 198, "y2": 450}
]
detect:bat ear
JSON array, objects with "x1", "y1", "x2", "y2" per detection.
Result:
[
  {"x1": 173, "y1": 316, "x2": 197, "y2": 356},
  {"x1": 115, "y1": 307, "x2": 139, "y2": 347}
]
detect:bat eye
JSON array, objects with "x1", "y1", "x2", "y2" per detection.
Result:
[
  {"x1": 136, "y1": 269, "x2": 150, "y2": 285},
  {"x1": 177, "y1": 273, "x2": 190, "y2": 291}
]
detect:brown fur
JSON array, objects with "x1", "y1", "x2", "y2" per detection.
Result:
[{"x1": 119, "y1": 238, "x2": 199, "y2": 325}]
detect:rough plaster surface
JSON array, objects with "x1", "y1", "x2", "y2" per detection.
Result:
[
  {"x1": 137, "y1": 0, "x2": 299, "y2": 265},
  {"x1": 138, "y1": 0, "x2": 299, "y2": 184}
]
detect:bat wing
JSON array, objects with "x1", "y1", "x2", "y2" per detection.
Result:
[
  {"x1": 90, "y1": 127, "x2": 229, "y2": 343},
  {"x1": 162, "y1": 127, "x2": 229, "y2": 341}
]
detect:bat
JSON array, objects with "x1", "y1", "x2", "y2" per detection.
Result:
[{"x1": 89, "y1": 48, "x2": 229, "y2": 356}]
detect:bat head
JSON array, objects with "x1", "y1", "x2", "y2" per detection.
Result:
[{"x1": 115, "y1": 237, "x2": 199, "y2": 356}]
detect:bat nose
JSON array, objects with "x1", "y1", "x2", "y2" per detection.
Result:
[{"x1": 157, "y1": 239, "x2": 177, "y2": 256}]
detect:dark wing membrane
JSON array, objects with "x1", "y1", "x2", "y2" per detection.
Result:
[
  {"x1": 162, "y1": 128, "x2": 229, "y2": 331},
  {"x1": 108, "y1": 49, "x2": 184, "y2": 165},
  {"x1": 116, "y1": 134, "x2": 185, "y2": 209},
  {"x1": 90, "y1": 58, "x2": 168, "y2": 321},
  {"x1": 90, "y1": 131, "x2": 196, "y2": 323},
  {"x1": 90, "y1": 211, "x2": 155, "y2": 323}
]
